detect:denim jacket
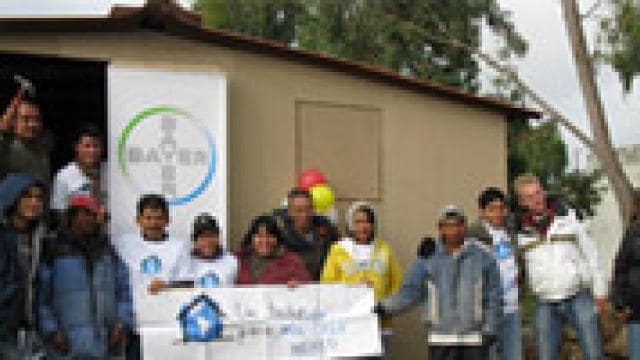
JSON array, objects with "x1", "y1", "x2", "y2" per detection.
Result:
[
  {"x1": 38, "y1": 234, "x2": 133, "y2": 358},
  {"x1": 380, "y1": 238, "x2": 502, "y2": 346}
]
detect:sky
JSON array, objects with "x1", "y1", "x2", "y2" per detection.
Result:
[
  {"x1": 481, "y1": 0, "x2": 640, "y2": 169},
  {"x1": 1, "y1": 0, "x2": 638, "y2": 170}
]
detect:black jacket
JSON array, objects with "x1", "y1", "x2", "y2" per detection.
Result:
[
  {"x1": 613, "y1": 221, "x2": 640, "y2": 321},
  {"x1": 0, "y1": 173, "x2": 49, "y2": 341},
  {"x1": 272, "y1": 208, "x2": 338, "y2": 280}
]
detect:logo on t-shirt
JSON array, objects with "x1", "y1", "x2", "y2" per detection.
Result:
[
  {"x1": 141, "y1": 255, "x2": 162, "y2": 275},
  {"x1": 494, "y1": 241, "x2": 512, "y2": 260},
  {"x1": 197, "y1": 272, "x2": 221, "y2": 288}
]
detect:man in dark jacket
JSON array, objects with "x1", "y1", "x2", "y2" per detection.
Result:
[
  {"x1": 39, "y1": 194, "x2": 132, "y2": 359},
  {"x1": 0, "y1": 173, "x2": 48, "y2": 358},
  {"x1": 272, "y1": 187, "x2": 339, "y2": 280},
  {"x1": 612, "y1": 196, "x2": 640, "y2": 360}
]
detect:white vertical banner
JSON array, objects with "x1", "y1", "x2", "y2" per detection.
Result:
[{"x1": 108, "y1": 66, "x2": 227, "y2": 243}]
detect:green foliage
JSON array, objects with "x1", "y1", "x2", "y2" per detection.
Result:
[
  {"x1": 195, "y1": 0, "x2": 526, "y2": 92},
  {"x1": 507, "y1": 121, "x2": 565, "y2": 208},
  {"x1": 548, "y1": 169, "x2": 607, "y2": 218},
  {"x1": 198, "y1": 0, "x2": 228, "y2": 28},
  {"x1": 598, "y1": 0, "x2": 640, "y2": 92},
  {"x1": 199, "y1": 0, "x2": 302, "y2": 44},
  {"x1": 514, "y1": 123, "x2": 568, "y2": 184}
]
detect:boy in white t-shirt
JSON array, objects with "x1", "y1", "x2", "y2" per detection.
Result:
[
  {"x1": 467, "y1": 187, "x2": 522, "y2": 360},
  {"x1": 50, "y1": 125, "x2": 108, "y2": 218},
  {"x1": 115, "y1": 194, "x2": 188, "y2": 359},
  {"x1": 175, "y1": 213, "x2": 237, "y2": 288}
]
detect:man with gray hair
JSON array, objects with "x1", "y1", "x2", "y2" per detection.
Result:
[{"x1": 514, "y1": 173, "x2": 605, "y2": 360}]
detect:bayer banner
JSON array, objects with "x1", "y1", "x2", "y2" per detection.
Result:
[
  {"x1": 137, "y1": 285, "x2": 382, "y2": 359},
  {"x1": 108, "y1": 66, "x2": 227, "y2": 241}
]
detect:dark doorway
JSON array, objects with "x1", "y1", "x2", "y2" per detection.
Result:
[{"x1": 0, "y1": 52, "x2": 107, "y2": 176}]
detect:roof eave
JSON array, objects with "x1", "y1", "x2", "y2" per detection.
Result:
[{"x1": 0, "y1": 1, "x2": 541, "y2": 119}]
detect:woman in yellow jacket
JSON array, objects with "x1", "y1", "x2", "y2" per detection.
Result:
[{"x1": 321, "y1": 201, "x2": 403, "y2": 359}]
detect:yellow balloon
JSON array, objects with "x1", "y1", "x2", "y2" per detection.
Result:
[{"x1": 310, "y1": 184, "x2": 335, "y2": 213}]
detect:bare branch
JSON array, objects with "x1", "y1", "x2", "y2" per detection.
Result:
[
  {"x1": 562, "y1": 0, "x2": 634, "y2": 225},
  {"x1": 424, "y1": 33, "x2": 597, "y2": 150},
  {"x1": 381, "y1": 14, "x2": 596, "y2": 148}
]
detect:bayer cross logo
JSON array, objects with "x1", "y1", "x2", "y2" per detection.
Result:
[{"x1": 118, "y1": 106, "x2": 217, "y2": 206}]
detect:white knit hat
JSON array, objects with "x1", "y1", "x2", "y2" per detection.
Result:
[{"x1": 345, "y1": 201, "x2": 376, "y2": 233}]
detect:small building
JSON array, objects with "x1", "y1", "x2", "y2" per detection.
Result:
[{"x1": 0, "y1": 1, "x2": 539, "y2": 357}]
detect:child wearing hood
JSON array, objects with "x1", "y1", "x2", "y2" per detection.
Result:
[
  {"x1": 321, "y1": 201, "x2": 403, "y2": 358},
  {"x1": 0, "y1": 172, "x2": 48, "y2": 358}
]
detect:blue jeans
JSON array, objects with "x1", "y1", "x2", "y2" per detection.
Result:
[
  {"x1": 428, "y1": 346, "x2": 488, "y2": 360},
  {"x1": 381, "y1": 333, "x2": 390, "y2": 360},
  {"x1": 534, "y1": 289, "x2": 602, "y2": 360},
  {"x1": 629, "y1": 322, "x2": 640, "y2": 360},
  {"x1": 495, "y1": 311, "x2": 523, "y2": 360}
]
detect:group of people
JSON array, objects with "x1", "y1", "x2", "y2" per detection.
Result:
[{"x1": 1, "y1": 92, "x2": 640, "y2": 360}]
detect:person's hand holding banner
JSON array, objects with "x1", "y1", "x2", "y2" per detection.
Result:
[
  {"x1": 148, "y1": 278, "x2": 168, "y2": 295},
  {"x1": 52, "y1": 332, "x2": 69, "y2": 355},
  {"x1": 108, "y1": 324, "x2": 125, "y2": 349}
]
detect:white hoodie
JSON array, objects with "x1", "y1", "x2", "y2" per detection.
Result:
[{"x1": 518, "y1": 208, "x2": 605, "y2": 300}]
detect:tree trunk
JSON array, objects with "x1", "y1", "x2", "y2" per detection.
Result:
[{"x1": 560, "y1": 0, "x2": 635, "y2": 226}]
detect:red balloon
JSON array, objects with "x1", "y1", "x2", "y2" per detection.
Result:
[{"x1": 297, "y1": 168, "x2": 327, "y2": 190}]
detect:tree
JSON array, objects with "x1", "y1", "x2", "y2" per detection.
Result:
[
  {"x1": 510, "y1": 123, "x2": 567, "y2": 188},
  {"x1": 196, "y1": 0, "x2": 527, "y2": 92},
  {"x1": 553, "y1": 169, "x2": 607, "y2": 218},
  {"x1": 561, "y1": 0, "x2": 635, "y2": 225},
  {"x1": 198, "y1": 0, "x2": 301, "y2": 44},
  {"x1": 434, "y1": 0, "x2": 635, "y2": 225},
  {"x1": 597, "y1": 0, "x2": 640, "y2": 92},
  {"x1": 195, "y1": 0, "x2": 612, "y2": 219}
]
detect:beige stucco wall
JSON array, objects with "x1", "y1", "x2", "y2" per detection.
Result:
[{"x1": 0, "y1": 31, "x2": 509, "y2": 358}]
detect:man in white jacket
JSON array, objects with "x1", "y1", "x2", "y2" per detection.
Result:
[{"x1": 515, "y1": 174, "x2": 606, "y2": 360}]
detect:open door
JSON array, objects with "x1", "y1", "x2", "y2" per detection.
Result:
[
  {"x1": 0, "y1": 52, "x2": 107, "y2": 177},
  {"x1": 1, "y1": 55, "x2": 228, "y2": 243}
]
